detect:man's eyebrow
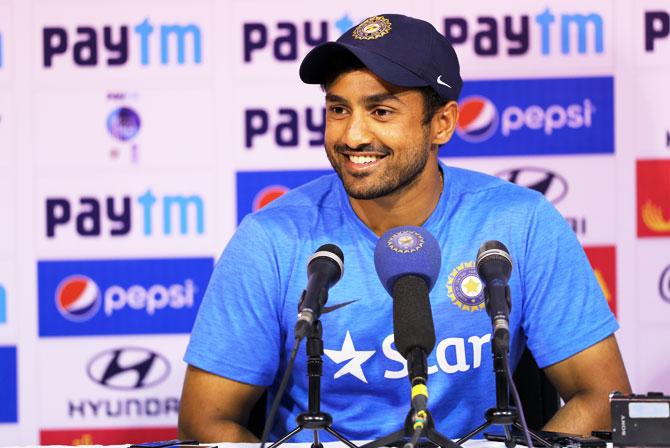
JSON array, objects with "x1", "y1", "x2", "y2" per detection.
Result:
[
  {"x1": 325, "y1": 93, "x2": 348, "y2": 103},
  {"x1": 325, "y1": 92, "x2": 405, "y2": 105},
  {"x1": 364, "y1": 92, "x2": 403, "y2": 105}
]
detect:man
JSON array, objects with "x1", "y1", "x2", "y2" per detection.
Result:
[{"x1": 179, "y1": 14, "x2": 630, "y2": 442}]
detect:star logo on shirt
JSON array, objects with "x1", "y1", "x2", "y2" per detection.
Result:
[{"x1": 324, "y1": 330, "x2": 376, "y2": 383}]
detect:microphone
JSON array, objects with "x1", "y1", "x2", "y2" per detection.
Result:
[
  {"x1": 374, "y1": 226, "x2": 441, "y2": 412},
  {"x1": 294, "y1": 244, "x2": 344, "y2": 341},
  {"x1": 476, "y1": 240, "x2": 513, "y2": 353}
]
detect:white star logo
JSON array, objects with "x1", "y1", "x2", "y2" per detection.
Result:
[{"x1": 324, "y1": 330, "x2": 376, "y2": 383}]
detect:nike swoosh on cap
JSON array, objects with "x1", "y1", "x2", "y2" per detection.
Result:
[{"x1": 437, "y1": 75, "x2": 452, "y2": 88}]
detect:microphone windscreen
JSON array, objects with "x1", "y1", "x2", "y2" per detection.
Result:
[
  {"x1": 374, "y1": 226, "x2": 442, "y2": 296},
  {"x1": 393, "y1": 275, "x2": 436, "y2": 356}
]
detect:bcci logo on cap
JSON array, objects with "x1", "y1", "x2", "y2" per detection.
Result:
[
  {"x1": 56, "y1": 275, "x2": 101, "y2": 322},
  {"x1": 446, "y1": 261, "x2": 485, "y2": 312},
  {"x1": 387, "y1": 230, "x2": 424, "y2": 254},
  {"x1": 456, "y1": 96, "x2": 498, "y2": 143},
  {"x1": 353, "y1": 16, "x2": 391, "y2": 40}
]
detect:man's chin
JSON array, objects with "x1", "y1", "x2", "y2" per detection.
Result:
[
  {"x1": 334, "y1": 167, "x2": 393, "y2": 199},
  {"x1": 342, "y1": 182, "x2": 393, "y2": 200}
]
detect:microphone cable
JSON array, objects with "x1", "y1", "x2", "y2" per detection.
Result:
[
  {"x1": 502, "y1": 354, "x2": 534, "y2": 448},
  {"x1": 260, "y1": 338, "x2": 300, "y2": 448}
]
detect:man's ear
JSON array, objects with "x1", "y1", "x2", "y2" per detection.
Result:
[{"x1": 431, "y1": 101, "x2": 459, "y2": 146}]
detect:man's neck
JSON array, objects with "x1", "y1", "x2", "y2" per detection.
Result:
[{"x1": 348, "y1": 161, "x2": 444, "y2": 237}]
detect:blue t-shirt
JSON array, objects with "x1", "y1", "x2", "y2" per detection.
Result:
[{"x1": 184, "y1": 164, "x2": 618, "y2": 441}]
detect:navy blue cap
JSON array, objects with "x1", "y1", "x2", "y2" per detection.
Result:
[{"x1": 300, "y1": 14, "x2": 463, "y2": 102}]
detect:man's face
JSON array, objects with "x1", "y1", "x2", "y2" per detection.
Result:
[{"x1": 324, "y1": 69, "x2": 434, "y2": 200}]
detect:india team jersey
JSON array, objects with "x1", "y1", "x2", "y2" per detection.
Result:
[{"x1": 184, "y1": 163, "x2": 618, "y2": 441}]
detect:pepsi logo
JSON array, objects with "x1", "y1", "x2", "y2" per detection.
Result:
[
  {"x1": 55, "y1": 275, "x2": 101, "y2": 322},
  {"x1": 456, "y1": 96, "x2": 499, "y2": 143},
  {"x1": 495, "y1": 167, "x2": 569, "y2": 204},
  {"x1": 252, "y1": 185, "x2": 289, "y2": 212},
  {"x1": 87, "y1": 347, "x2": 170, "y2": 390}
]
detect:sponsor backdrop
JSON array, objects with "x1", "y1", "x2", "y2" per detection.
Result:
[{"x1": 0, "y1": 0, "x2": 668, "y2": 444}]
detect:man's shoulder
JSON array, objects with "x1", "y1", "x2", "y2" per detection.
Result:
[
  {"x1": 245, "y1": 172, "x2": 343, "y2": 225},
  {"x1": 445, "y1": 164, "x2": 544, "y2": 206}
]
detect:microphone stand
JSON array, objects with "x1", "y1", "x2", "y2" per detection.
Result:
[
  {"x1": 360, "y1": 348, "x2": 458, "y2": 448},
  {"x1": 456, "y1": 290, "x2": 552, "y2": 448},
  {"x1": 269, "y1": 318, "x2": 357, "y2": 448},
  {"x1": 360, "y1": 407, "x2": 460, "y2": 448}
]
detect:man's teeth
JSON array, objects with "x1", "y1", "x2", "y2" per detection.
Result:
[{"x1": 349, "y1": 155, "x2": 380, "y2": 164}]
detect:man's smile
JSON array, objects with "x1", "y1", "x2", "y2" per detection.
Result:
[{"x1": 341, "y1": 152, "x2": 387, "y2": 174}]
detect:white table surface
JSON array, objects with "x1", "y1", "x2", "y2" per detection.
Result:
[{"x1": 5, "y1": 440, "x2": 508, "y2": 448}]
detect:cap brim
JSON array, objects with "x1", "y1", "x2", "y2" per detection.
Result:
[{"x1": 299, "y1": 42, "x2": 427, "y2": 88}]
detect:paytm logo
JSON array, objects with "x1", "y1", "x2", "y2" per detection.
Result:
[
  {"x1": 38, "y1": 257, "x2": 213, "y2": 336},
  {"x1": 237, "y1": 170, "x2": 332, "y2": 223},
  {"x1": 0, "y1": 283, "x2": 6, "y2": 324},
  {"x1": 0, "y1": 346, "x2": 18, "y2": 423},
  {"x1": 444, "y1": 8, "x2": 603, "y2": 56},
  {"x1": 445, "y1": 76, "x2": 614, "y2": 157},
  {"x1": 245, "y1": 107, "x2": 324, "y2": 149},
  {"x1": 45, "y1": 189, "x2": 205, "y2": 238},
  {"x1": 43, "y1": 18, "x2": 202, "y2": 68},
  {"x1": 243, "y1": 13, "x2": 358, "y2": 63},
  {"x1": 646, "y1": 11, "x2": 670, "y2": 52}
]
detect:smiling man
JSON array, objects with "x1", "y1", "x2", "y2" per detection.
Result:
[{"x1": 179, "y1": 14, "x2": 630, "y2": 442}]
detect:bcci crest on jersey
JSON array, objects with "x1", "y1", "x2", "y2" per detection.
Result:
[{"x1": 446, "y1": 261, "x2": 485, "y2": 312}]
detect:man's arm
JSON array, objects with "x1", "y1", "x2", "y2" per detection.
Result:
[
  {"x1": 178, "y1": 365, "x2": 266, "y2": 442},
  {"x1": 542, "y1": 334, "x2": 632, "y2": 435}
]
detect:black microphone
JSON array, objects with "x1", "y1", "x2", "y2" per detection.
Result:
[
  {"x1": 476, "y1": 240, "x2": 513, "y2": 353},
  {"x1": 394, "y1": 275, "x2": 435, "y2": 413},
  {"x1": 374, "y1": 226, "x2": 441, "y2": 412},
  {"x1": 294, "y1": 244, "x2": 344, "y2": 341}
]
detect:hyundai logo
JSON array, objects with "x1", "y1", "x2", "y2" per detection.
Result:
[
  {"x1": 86, "y1": 347, "x2": 170, "y2": 390},
  {"x1": 495, "y1": 167, "x2": 568, "y2": 204},
  {"x1": 660, "y1": 265, "x2": 670, "y2": 304}
]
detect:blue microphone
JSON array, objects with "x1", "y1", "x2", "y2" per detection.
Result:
[
  {"x1": 374, "y1": 226, "x2": 442, "y2": 299},
  {"x1": 374, "y1": 225, "x2": 441, "y2": 413}
]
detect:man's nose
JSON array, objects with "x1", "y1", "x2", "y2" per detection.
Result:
[{"x1": 340, "y1": 111, "x2": 373, "y2": 149}]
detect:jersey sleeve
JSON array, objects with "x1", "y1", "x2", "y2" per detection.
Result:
[
  {"x1": 184, "y1": 214, "x2": 284, "y2": 386},
  {"x1": 520, "y1": 197, "x2": 619, "y2": 368}
]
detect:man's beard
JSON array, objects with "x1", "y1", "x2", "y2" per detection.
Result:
[{"x1": 326, "y1": 134, "x2": 432, "y2": 200}]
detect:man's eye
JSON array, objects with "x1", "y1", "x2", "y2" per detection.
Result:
[
  {"x1": 329, "y1": 106, "x2": 346, "y2": 114},
  {"x1": 373, "y1": 108, "x2": 392, "y2": 117}
]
